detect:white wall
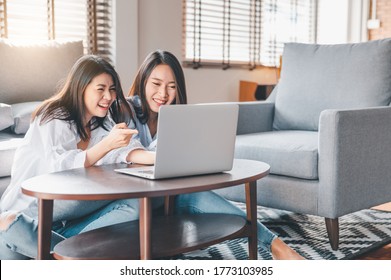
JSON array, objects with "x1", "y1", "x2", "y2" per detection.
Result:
[
  {"x1": 113, "y1": 0, "x2": 139, "y2": 93},
  {"x1": 114, "y1": 0, "x2": 369, "y2": 103}
]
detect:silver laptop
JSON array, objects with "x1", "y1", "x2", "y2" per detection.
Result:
[{"x1": 114, "y1": 103, "x2": 239, "y2": 180}]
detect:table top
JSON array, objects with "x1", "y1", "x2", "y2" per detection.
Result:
[{"x1": 22, "y1": 159, "x2": 269, "y2": 201}]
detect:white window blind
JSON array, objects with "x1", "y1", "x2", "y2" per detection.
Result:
[
  {"x1": 183, "y1": 0, "x2": 317, "y2": 69},
  {"x1": 93, "y1": 0, "x2": 113, "y2": 62},
  {"x1": 54, "y1": 0, "x2": 88, "y2": 42},
  {"x1": 5, "y1": 0, "x2": 48, "y2": 41},
  {"x1": 260, "y1": 0, "x2": 317, "y2": 66},
  {"x1": 0, "y1": 0, "x2": 113, "y2": 63}
]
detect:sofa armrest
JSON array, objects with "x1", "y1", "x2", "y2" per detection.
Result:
[
  {"x1": 235, "y1": 101, "x2": 274, "y2": 135},
  {"x1": 318, "y1": 106, "x2": 391, "y2": 217}
]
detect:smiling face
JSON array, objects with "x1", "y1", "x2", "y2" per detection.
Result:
[
  {"x1": 83, "y1": 73, "x2": 116, "y2": 123},
  {"x1": 145, "y1": 64, "x2": 177, "y2": 115}
]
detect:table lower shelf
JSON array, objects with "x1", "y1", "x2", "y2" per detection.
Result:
[{"x1": 53, "y1": 213, "x2": 249, "y2": 260}]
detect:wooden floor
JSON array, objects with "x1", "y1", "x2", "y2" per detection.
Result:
[{"x1": 353, "y1": 202, "x2": 391, "y2": 260}]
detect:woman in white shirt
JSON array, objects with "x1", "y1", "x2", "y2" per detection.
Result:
[
  {"x1": 0, "y1": 55, "x2": 154, "y2": 259},
  {"x1": 127, "y1": 50, "x2": 304, "y2": 260}
]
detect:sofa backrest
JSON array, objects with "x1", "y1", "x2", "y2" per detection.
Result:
[
  {"x1": 272, "y1": 39, "x2": 391, "y2": 131},
  {"x1": 0, "y1": 39, "x2": 84, "y2": 104}
]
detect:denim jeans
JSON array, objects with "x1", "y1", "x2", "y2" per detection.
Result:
[
  {"x1": 0, "y1": 198, "x2": 141, "y2": 259},
  {"x1": 174, "y1": 191, "x2": 277, "y2": 252},
  {"x1": 0, "y1": 191, "x2": 276, "y2": 259}
]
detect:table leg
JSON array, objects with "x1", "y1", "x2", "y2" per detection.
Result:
[
  {"x1": 164, "y1": 195, "x2": 176, "y2": 216},
  {"x1": 245, "y1": 181, "x2": 258, "y2": 260},
  {"x1": 139, "y1": 197, "x2": 152, "y2": 259},
  {"x1": 37, "y1": 199, "x2": 53, "y2": 260}
]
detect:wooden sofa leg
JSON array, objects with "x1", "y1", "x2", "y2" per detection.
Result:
[{"x1": 325, "y1": 218, "x2": 339, "y2": 251}]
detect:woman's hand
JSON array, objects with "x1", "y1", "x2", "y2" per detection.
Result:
[{"x1": 104, "y1": 123, "x2": 138, "y2": 150}]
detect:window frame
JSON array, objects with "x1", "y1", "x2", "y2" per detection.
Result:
[
  {"x1": 0, "y1": 0, "x2": 113, "y2": 63},
  {"x1": 182, "y1": 0, "x2": 318, "y2": 70}
]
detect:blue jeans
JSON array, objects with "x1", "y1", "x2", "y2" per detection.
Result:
[
  {"x1": 0, "y1": 192, "x2": 276, "y2": 259},
  {"x1": 174, "y1": 191, "x2": 277, "y2": 252},
  {"x1": 0, "y1": 198, "x2": 141, "y2": 259}
]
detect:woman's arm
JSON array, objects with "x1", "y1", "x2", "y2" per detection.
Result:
[
  {"x1": 126, "y1": 149, "x2": 156, "y2": 165},
  {"x1": 85, "y1": 123, "x2": 137, "y2": 167}
]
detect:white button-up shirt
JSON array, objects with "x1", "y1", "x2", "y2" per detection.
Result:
[{"x1": 0, "y1": 116, "x2": 144, "y2": 213}]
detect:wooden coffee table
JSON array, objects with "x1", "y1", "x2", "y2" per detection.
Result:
[{"x1": 21, "y1": 159, "x2": 269, "y2": 260}]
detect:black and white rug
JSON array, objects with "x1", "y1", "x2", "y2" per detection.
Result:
[{"x1": 170, "y1": 203, "x2": 391, "y2": 260}]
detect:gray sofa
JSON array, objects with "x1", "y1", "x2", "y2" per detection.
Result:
[
  {"x1": 216, "y1": 38, "x2": 391, "y2": 250},
  {"x1": 0, "y1": 39, "x2": 83, "y2": 198}
]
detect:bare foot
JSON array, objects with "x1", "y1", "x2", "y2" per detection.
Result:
[
  {"x1": 0, "y1": 211, "x2": 18, "y2": 231},
  {"x1": 271, "y1": 238, "x2": 306, "y2": 260}
]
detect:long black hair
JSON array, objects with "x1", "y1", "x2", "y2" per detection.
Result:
[
  {"x1": 34, "y1": 55, "x2": 133, "y2": 141},
  {"x1": 128, "y1": 50, "x2": 187, "y2": 124}
]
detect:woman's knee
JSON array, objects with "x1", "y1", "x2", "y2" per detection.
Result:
[
  {"x1": 0, "y1": 211, "x2": 18, "y2": 231},
  {"x1": 0, "y1": 212, "x2": 40, "y2": 259}
]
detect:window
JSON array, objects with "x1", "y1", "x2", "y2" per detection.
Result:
[
  {"x1": 183, "y1": 0, "x2": 317, "y2": 69},
  {"x1": 0, "y1": 0, "x2": 113, "y2": 63}
]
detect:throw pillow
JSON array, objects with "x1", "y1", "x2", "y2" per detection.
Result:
[
  {"x1": 11, "y1": 102, "x2": 42, "y2": 134},
  {"x1": 273, "y1": 38, "x2": 391, "y2": 131},
  {"x1": 0, "y1": 39, "x2": 83, "y2": 104},
  {"x1": 0, "y1": 103, "x2": 13, "y2": 131}
]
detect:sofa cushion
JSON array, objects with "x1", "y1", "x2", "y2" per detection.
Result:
[
  {"x1": 11, "y1": 102, "x2": 42, "y2": 134},
  {"x1": 273, "y1": 39, "x2": 391, "y2": 131},
  {"x1": 0, "y1": 130, "x2": 24, "y2": 177},
  {"x1": 0, "y1": 39, "x2": 83, "y2": 104},
  {"x1": 0, "y1": 176, "x2": 12, "y2": 198},
  {"x1": 0, "y1": 103, "x2": 13, "y2": 131},
  {"x1": 235, "y1": 130, "x2": 319, "y2": 179}
]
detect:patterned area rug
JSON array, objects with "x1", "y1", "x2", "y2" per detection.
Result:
[{"x1": 170, "y1": 203, "x2": 391, "y2": 260}]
